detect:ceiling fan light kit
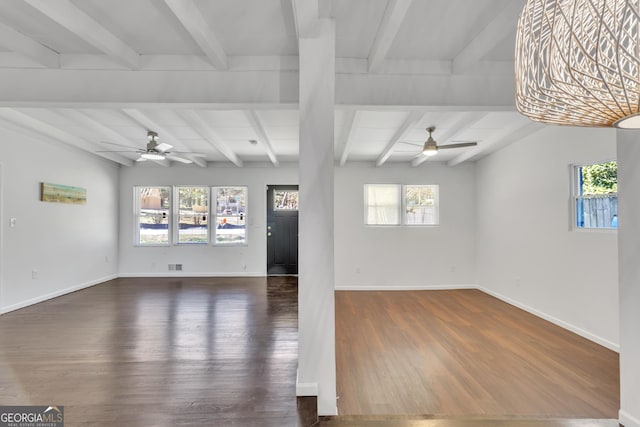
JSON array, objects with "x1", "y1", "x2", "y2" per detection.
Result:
[
  {"x1": 422, "y1": 126, "x2": 439, "y2": 156},
  {"x1": 416, "y1": 126, "x2": 477, "y2": 157},
  {"x1": 515, "y1": 0, "x2": 640, "y2": 128},
  {"x1": 140, "y1": 152, "x2": 165, "y2": 161},
  {"x1": 97, "y1": 130, "x2": 203, "y2": 164}
]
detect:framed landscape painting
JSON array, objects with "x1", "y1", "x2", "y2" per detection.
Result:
[{"x1": 40, "y1": 182, "x2": 87, "y2": 205}]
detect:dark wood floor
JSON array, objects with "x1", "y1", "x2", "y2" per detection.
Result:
[
  {"x1": 336, "y1": 290, "x2": 620, "y2": 418},
  {"x1": 1, "y1": 281, "x2": 621, "y2": 426},
  {"x1": 0, "y1": 277, "x2": 315, "y2": 427}
]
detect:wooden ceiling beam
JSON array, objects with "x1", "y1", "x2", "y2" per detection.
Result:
[{"x1": 24, "y1": 0, "x2": 140, "y2": 69}]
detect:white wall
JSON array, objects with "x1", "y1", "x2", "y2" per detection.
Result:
[
  {"x1": 0, "y1": 124, "x2": 120, "y2": 313},
  {"x1": 616, "y1": 129, "x2": 640, "y2": 427},
  {"x1": 119, "y1": 162, "x2": 477, "y2": 288},
  {"x1": 334, "y1": 163, "x2": 477, "y2": 289},
  {"x1": 476, "y1": 126, "x2": 619, "y2": 350},
  {"x1": 117, "y1": 164, "x2": 298, "y2": 276}
]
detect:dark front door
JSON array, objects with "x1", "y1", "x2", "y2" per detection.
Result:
[{"x1": 266, "y1": 185, "x2": 299, "y2": 275}]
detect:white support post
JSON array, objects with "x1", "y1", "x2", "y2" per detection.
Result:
[
  {"x1": 297, "y1": 18, "x2": 337, "y2": 416},
  {"x1": 616, "y1": 129, "x2": 640, "y2": 427}
]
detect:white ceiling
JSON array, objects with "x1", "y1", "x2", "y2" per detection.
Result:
[{"x1": 0, "y1": 0, "x2": 543, "y2": 168}]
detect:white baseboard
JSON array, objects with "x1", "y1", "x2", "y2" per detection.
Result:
[
  {"x1": 335, "y1": 284, "x2": 476, "y2": 291},
  {"x1": 620, "y1": 409, "x2": 640, "y2": 427},
  {"x1": 479, "y1": 287, "x2": 620, "y2": 353},
  {"x1": 0, "y1": 274, "x2": 118, "y2": 315},
  {"x1": 118, "y1": 272, "x2": 265, "y2": 278},
  {"x1": 296, "y1": 369, "x2": 318, "y2": 396}
]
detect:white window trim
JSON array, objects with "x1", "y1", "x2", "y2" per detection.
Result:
[
  {"x1": 173, "y1": 185, "x2": 211, "y2": 245},
  {"x1": 213, "y1": 185, "x2": 249, "y2": 247},
  {"x1": 570, "y1": 161, "x2": 618, "y2": 232},
  {"x1": 364, "y1": 183, "x2": 440, "y2": 227},
  {"x1": 134, "y1": 186, "x2": 172, "y2": 247},
  {"x1": 403, "y1": 184, "x2": 440, "y2": 226},
  {"x1": 364, "y1": 183, "x2": 402, "y2": 226}
]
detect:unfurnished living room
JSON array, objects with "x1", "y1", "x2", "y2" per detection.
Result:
[{"x1": 0, "y1": 1, "x2": 638, "y2": 426}]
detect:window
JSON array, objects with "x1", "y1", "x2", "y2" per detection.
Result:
[
  {"x1": 364, "y1": 184, "x2": 439, "y2": 226},
  {"x1": 573, "y1": 160, "x2": 618, "y2": 229},
  {"x1": 214, "y1": 186, "x2": 248, "y2": 245},
  {"x1": 274, "y1": 189, "x2": 299, "y2": 211},
  {"x1": 365, "y1": 184, "x2": 401, "y2": 225},
  {"x1": 135, "y1": 186, "x2": 171, "y2": 245},
  {"x1": 404, "y1": 185, "x2": 439, "y2": 225},
  {"x1": 176, "y1": 186, "x2": 209, "y2": 244}
]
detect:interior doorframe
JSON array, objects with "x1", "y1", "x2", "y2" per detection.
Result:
[{"x1": 266, "y1": 184, "x2": 299, "y2": 275}]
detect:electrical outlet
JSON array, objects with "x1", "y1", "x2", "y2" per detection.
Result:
[
  {"x1": 32, "y1": 270, "x2": 38, "y2": 279},
  {"x1": 105, "y1": 255, "x2": 109, "y2": 263},
  {"x1": 10, "y1": 218, "x2": 16, "y2": 228}
]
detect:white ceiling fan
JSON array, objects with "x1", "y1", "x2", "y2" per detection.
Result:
[
  {"x1": 97, "y1": 131, "x2": 205, "y2": 164},
  {"x1": 399, "y1": 126, "x2": 478, "y2": 157}
]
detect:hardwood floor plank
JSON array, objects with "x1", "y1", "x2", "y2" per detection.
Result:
[
  {"x1": 335, "y1": 290, "x2": 619, "y2": 417},
  {"x1": 0, "y1": 277, "x2": 310, "y2": 427}
]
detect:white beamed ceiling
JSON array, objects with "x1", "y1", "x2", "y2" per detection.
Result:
[{"x1": 0, "y1": 0, "x2": 538, "y2": 167}]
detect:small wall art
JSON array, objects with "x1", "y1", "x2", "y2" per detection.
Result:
[{"x1": 40, "y1": 182, "x2": 87, "y2": 205}]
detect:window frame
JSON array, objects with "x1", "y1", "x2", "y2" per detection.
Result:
[
  {"x1": 364, "y1": 183, "x2": 402, "y2": 226},
  {"x1": 364, "y1": 183, "x2": 440, "y2": 227},
  {"x1": 174, "y1": 185, "x2": 211, "y2": 245},
  {"x1": 571, "y1": 160, "x2": 618, "y2": 231},
  {"x1": 134, "y1": 186, "x2": 172, "y2": 246},
  {"x1": 403, "y1": 184, "x2": 440, "y2": 226},
  {"x1": 212, "y1": 186, "x2": 249, "y2": 246}
]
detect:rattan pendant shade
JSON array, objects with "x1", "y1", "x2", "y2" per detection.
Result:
[{"x1": 515, "y1": 0, "x2": 640, "y2": 128}]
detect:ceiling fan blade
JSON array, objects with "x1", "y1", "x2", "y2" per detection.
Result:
[
  {"x1": 166, "y1": 154, "x2": 193, "y2": 164},
  {"x1": 155, "y1": 142, "x2": 173, "y2": 152},
  {"x1": 96, "y1": 150, "x2": 141, "y2": 153},
  {"x1": 398, "y1": 141, "x2": 423, "y2": 147},
  {"x1": 171, "y1": 151, "x2": 207, "y2": 157},
  {"x1": 438, "y1": 142, "x2": 478, "y2": 149},
  {"x1": 100, "y1": 141, "x2": 141, "y2": 149}
]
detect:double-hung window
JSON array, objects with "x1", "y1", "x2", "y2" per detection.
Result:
[
  {"x1": 214, "y1": 186, "x2": 248, "y2": 245},
  {"x1": 572, "y1": 160, "x2": 617, "y2": 229},
  {"x1": 365, "y1": 184, "x2": 401, "y2": 225},
  {"x1": 364, "y1": 184, "x2": 439, "y2": 226},
  {"x1": 176, "y1": 186, "x2": 209, "y2": 244},
  {"x1": 404, "y1": 185, "x2": 439, "y2": 225},
  {"x1": 134, "y1": 186, "x2": 171, "y2": 245},
  {"x1": 134, "y1": 185, "x2": 249, "y2": 246}
]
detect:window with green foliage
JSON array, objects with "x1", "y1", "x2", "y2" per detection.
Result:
[
  {"x1": 135, "y1": 186, "x2": 171, "y2": 245},
  {"x1": 573, "y1": 160, "x2": 617, "y2": 229},
  {"x1": 176, "y1": 187, "x2": 209, "y2": 244}
]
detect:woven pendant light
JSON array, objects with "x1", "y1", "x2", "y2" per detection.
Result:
[{"x1": 515, "y1": 0, "x2": 640, "y2": 128}]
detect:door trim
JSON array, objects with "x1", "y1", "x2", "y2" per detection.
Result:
[{"x1": 266, "y1": 184, "x2": 299, "y2": 276}]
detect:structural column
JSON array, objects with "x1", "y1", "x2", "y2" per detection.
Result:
[
  {"x1": 616, "y1": 129, "x2": 640, "y2": 427},
  {"x1": 297, "y1": 19, "x2": 337, "y2": 416}
]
